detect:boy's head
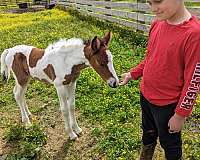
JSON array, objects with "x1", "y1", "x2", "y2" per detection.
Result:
[{"x1": 147, "y1": 0, "x2": 186, "y2": 21}]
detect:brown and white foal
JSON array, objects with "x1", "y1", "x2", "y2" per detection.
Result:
[{"x1": 1, "y1": 32, "x2": 118, "y2": 140}]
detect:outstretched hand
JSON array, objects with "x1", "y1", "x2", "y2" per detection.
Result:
[
  {"x1": 119, "y1": 72, "x2": 132, "y2": 86},
  {"x1": 168, "y1": 113, "x2": 186, "y2": 133}
]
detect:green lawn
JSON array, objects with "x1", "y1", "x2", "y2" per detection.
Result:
[{"x1": 0, "y1": 8, "x2": 199, "y2": 160}]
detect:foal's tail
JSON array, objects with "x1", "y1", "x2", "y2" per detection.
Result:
[{"x1": 1, "y1": 49, "x2": 10, "y2": 83}]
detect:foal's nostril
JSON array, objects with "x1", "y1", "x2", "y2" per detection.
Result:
[
  {"x1": 113, "y1": 81, "x2": 117, "y2": 88},
  {"x1": 109, "y1": 80, "x2": 118, "y2": 88}
]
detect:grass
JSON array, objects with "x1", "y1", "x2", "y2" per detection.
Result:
[
  {"x1": 0, "y1": 8, "x2": 199, "y2": 159},
  {"x1": 4, "y1": 124, "x2": 47, "y2": 159}
]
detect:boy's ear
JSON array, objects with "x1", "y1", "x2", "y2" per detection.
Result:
[
  {"x1": 91, "y1": 36, "x2": 101, "y2": 52},
  {"x1": 102, "y1": 31, "x2": 112, "y2": 46}
]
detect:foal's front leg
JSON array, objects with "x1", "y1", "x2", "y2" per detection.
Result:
[
  {"x1": 56, "y1": 85, "x2": 78, "y2": 140},
  {"x1": 67, "y1": 81, "x2": 82, "y2": 135}
]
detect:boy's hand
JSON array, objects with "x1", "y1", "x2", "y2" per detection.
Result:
[
  {"x1": 168, "y1": 113, "x2": 186, "y2": 133},
  {"x1": 119, "y1": 72, "x2": 132, "y2": 85}
]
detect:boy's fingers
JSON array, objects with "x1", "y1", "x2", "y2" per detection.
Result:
[
  {"x1": 169, "y1": 130, "x2": 175, "y2": 133},
  {"x1": 119, "y1": 81, "x2": 125, "y2": 86},
  {"x1": 119, "y1": 74, "x2": 127, "y2": 84},
  {"x1": 120, "y1": 79, "x2": 129, "y2": 85},
  {"x1": 168, "y1": 122, "x2": 178, "y2": 133},
  {"x1": 169, "y1": 129, "x2": 179, "y2": 133},
  {"x1": 168, "y1": 125, "x2": 175, "y2": 133},
  {"x1": 119, "y1": 79, "x2": 127, "y2": 85},
  {"x1": 119, "y1": 73, "x2": 131, "y2": 86}
]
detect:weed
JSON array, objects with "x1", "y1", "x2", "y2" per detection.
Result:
[{"x1": 4, "y1": 123, "x2": 47, "y2": 159}]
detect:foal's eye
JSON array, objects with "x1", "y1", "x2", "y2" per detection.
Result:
[{"x1": 99, "y1": 62, "x2": 106, "y2": 67}]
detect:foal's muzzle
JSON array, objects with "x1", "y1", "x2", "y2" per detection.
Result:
[{"x1": 107, "y1": 77, "x2": 118, "y2": 88}]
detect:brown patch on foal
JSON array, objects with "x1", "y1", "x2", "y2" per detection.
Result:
[
  {"x1": 84, "y1": 43, "x2": 112, "y2": 81},
  {"x1": 29, "y1": 48, "x2": 45, "y2": 68},
  {"x1": 63, "y1": 64, "x2": 87, "y2": 85},
  {"x1": 12, "y1": 52, "x2": 30, "y2": 86},
  {"x1": 43, "y1": 64, "x2": 56, "y2": 81}
]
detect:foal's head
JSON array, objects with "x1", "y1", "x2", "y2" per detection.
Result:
[{"x1": 84, "y1": 32, "x2": 119, "y2": 88}]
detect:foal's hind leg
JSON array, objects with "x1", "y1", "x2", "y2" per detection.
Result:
[
  {"x1": 14, "y1": 84, "x2": 31, "y2": 117},
  {"x1": 56, "y1": 85, "x2": 78, "y2": 140},
  {"x1": 18, "y1": 84, "x2": 32, "y2": 118},
  {"x1": 13, "y1": 83, "x2": 31, "y2": 126},
  {"x1": 67, "y1": 81, "x2": 82, "y2": 135}
]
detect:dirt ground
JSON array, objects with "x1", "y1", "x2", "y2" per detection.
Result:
[
  {"x1": 0, "y1": 102, "x2": 104, "y2": 160},
  {"x1": 0, "y1": 114, "x2": 164, "y2": 160},
  {"x1": 40, "y1": 111, "x2": 102, "y2": 160}
]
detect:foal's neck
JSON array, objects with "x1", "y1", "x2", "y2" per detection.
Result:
[{"x1": 45, "y1": 38, "x2": 91, "y2": 69}]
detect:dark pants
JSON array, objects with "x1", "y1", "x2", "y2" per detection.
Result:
[{"x1": 140, "y1": 93, "x2": 182, "y2": 160}]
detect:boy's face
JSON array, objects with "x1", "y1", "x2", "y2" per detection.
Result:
[{"x1": 147, "y1": 0, "x2": 184, "y2": 21}]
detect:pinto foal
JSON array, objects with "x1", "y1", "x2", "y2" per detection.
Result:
[{"x1": 1, "y1": 32, "x2": 118, "y2": 140}]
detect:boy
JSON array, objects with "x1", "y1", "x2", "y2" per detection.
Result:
[{"x1": 119, "y1": 0, "x2": 200, "y2": 159}]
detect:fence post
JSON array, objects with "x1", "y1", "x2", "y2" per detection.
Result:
[
  {"x1": 87, "y1": 1, "x2": 93, "y2": 13},
  {"x1": 136, "y1": 0, "x2": 146, "y2": 33},
  {"x1": 105, "y1": 0, "x2": 111, "y2": 17}
]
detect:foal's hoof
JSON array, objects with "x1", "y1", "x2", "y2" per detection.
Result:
[
  {"x1": 74, "y1": 127, "x2": 82, "y2": 135},
  {"x1": 28, "y1": 114, "x2": 33, "y2": 121},
  {"x1": 24, "y1": 122, "x2": 32, "y2": 129},
  {"x1": 69, "y1": 132, "x2": 78, "y2": 141}
]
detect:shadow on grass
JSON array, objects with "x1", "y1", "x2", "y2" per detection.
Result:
[{"x1": 52, "y1": 140, "x2": 75, "y2": 160}]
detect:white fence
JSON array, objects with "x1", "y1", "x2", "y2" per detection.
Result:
[{"x1": 58, "y1": 0, "x2": 200, "y2": 33}]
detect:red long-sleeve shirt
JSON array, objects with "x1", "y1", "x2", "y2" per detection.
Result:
[{"x1": 130, "y1": 16, "x2": 200, "y2": 117}]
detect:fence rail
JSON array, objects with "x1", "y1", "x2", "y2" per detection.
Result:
[
  {"x1": 0, "y1": 0, "x2": 32, "y2": 5},
  {"x1": 58, "y1": 0, "x2": 200, "y2": 33},
  {"x1": 0, "y1": 0, "x2": 53, "y2": 6}
]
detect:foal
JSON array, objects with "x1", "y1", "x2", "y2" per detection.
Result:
[{"x1": 1, "y1": 32, "x2": 119, "y2": 140}]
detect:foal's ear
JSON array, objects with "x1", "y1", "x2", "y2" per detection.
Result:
[
  {"x1": 102, "y1": 31, "x2": 112, "y2": 46},
  {"x1": 91, "y1": 36, "x2": 101, "y2": 52}
]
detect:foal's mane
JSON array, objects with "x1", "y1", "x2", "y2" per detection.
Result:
[{"x1": 45, "y1": 38, "x2": 84, "y2": 53}]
